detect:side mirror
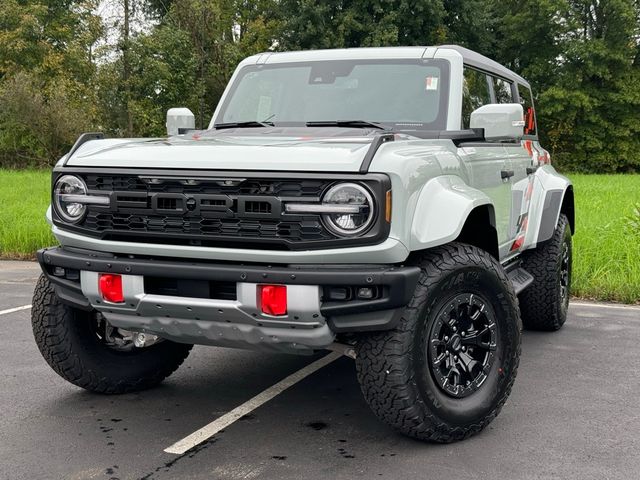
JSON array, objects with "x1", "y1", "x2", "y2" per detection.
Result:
[
  {"x1": 470, "y1": 103, "x2": 525, "y2": 142},
  {"x1": 166, "y1": 108, "x2": 195, "y2": 136}
]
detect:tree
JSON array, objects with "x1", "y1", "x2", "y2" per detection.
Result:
[
  {"x1": 276, "y1": 0, "x2": 446, "y2": 49},
  {"x1": 161, "y1": 0, "x2": 280, "y2": 128},
  {"x1": 0, "y1": 0, "x2": 101, "y2": 80},
  {"x1": 542, "y1": 0, "x2": 640, "y2": 171},
  {"x1": 2, "y1": 0, "x2": 640, "y2": 171},
  {"x1": 0, "y1": 0, "x2": 101, "y2": 166},
  {"x1": 0, "y1": 72, "x2": 96, "y2": 166}
]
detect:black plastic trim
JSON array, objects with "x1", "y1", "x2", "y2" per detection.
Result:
[
  {"x1": 537, "y1": 189, "x2": 563, "y2": 244},
  {"x1": 37, "y1": 247, "x2": 421, "y2": 320},
  {"x1": 438, "y1": 128, "x2": 485, "y2": 146},
  {"x1": 38, "y1": 267, "x2": 92, "y2": 310},
  {"x1": 359, "y1": 133, "x2": 395, "y2": 173},
  {"x1": 327, "y1": 308, "x2": 404, "y2": 333},
  {"x1": 63, "y1": 133, "x2": 105, "y2": 167}
]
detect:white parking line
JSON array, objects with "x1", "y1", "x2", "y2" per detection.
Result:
[
  {"x1": 570, "y1": 301, "x2": 640, "y2": 311},
  {"x1": 164, "y1": 351, "x2": 343, "y2": 455},
  {"x1": 0, "y1": 304, "x2": 32, "y2": 316}
]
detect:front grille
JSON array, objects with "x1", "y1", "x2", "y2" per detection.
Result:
[
  {"x1": 54, "y1": 171, "x2": 389, "y2": 250},
  {"x1": 76, "y1": 174, "x2": 336, "y2": 249},
  {"x1": 84, "y1": 212, "x2": 330, "y2": 245},
  {"x1": 84, "y1": 175, "x2": 327, "y2": 197}
]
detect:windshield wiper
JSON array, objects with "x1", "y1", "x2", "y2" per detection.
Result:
[
  {"x1": 214, "y1": 120, "x2": 275, "y2": 129},
  {"x1": 305, "y1": 120, "x2": 390, "y2": 130}
]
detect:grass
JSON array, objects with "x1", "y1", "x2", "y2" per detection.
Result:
[
  {"x1": 0, "y1": 169, "x2": 638, "y2": 303},
  {"x1": 0, "y1": 170, "x2": 54, "y2": 259},
  {"x1": 567, "y1": 174, "x2": 640, "y2": 304}
]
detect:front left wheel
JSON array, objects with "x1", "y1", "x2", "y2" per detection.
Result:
[
  {"x1": 356, "y1": 243, "x2": 521, "y2": 442},
  {"x1": 31, "y1": 274, "x2": 192, "y2": 394}
]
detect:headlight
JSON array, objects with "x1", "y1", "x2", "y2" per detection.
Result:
[
  {"x1": 54, "y1": 175, "x2": 88, "y2": 223},
  {"x1": 322, "y1": 183, "x2": 374, "y2": 236}
]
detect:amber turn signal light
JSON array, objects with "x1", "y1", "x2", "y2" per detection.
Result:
[{"x1": 385, "y1": 190, "x2": 392, "y2": 223}]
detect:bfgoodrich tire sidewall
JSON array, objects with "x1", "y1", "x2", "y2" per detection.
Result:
[{"x1": 413, "y1": 266, "x2": 520, "y2": 425}]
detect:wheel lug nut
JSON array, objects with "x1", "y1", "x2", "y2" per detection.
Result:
[
  {"x1": 461, "y1": 332, "x2": 465, "y2": 337},
  {"x1": 444, "y1": 336, "x2": 449, "y2": 341},
  {"x1": 452, "y1": 327, "x2": 457, "y2": 332},
  {"x1": 454, "y1": 355, "x2": 458, "y2": 361},
  {"x1": 462, "y1": 346, "x2": 466, "y2": 352}
]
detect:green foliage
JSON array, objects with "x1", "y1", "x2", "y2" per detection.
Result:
[
  {"x1": 0, "y1": 0, "x2": 101, "y2": 79},
  {"x1": 0, "y1": 72, "x2": 97, "y2": 166},
  {"x1": 568, "y1": 174, "x2": 640, "y2": 303},
  {"x1": 1, "y1": 0, "x2": 640, "y2": 171},
  {"x1": 276, "y1": 0, "x2": 447, "y2": 49},
  {"x1": 0, "y1": 169, "x2": 54, "y2": 258},
  {"x1": 0, "y1": 0, "x2": 101, "y2": 166},
  {"x1": 625, "y1": 203, "x2": 640, "y2": 236},
  {"x1": 539, "y1": 0, "x2": 640, "y2": 172},
  {"x1": 96, "y1": 23, "x2": 201, "y2": 136}
]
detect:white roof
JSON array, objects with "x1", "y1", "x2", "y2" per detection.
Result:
[{"x1": 240, "y1": 45, "x2": 530, "y2": 87}]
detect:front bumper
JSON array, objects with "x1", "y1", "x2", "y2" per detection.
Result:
[{"x1": 37, "y1": 247, "x2": 420, "y2": 354}]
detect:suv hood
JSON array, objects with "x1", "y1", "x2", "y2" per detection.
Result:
[{"x1": 65, "y1": 129, "x2": 380, "y2": 172}]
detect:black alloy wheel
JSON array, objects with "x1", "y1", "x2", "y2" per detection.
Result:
[{"x1": 428, "y1": 293, "x2": 498, "y2": 398}]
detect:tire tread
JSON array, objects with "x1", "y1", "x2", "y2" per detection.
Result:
[
  {"x1": 356, "y1": 243, "x2": 521, "y2": 442},
  {"x1": 519, "y1": 214, "x2": 571, "y2": 331},
  {"x1": 31, "y1": 275, "x2": 191, "y2": 394}
]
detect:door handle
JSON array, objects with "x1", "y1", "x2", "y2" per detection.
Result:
[
  {"x1": 526, "y1": 166, "x2": 538, "y2": 175},
  {"x1": 500, "y1": 170, "x2": 515, "y2": 179}
]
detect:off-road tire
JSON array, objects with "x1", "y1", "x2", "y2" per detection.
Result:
[
  {"x1": 518, "y1": 214, "x2": 572, "y2": 331},
  {"x1": 355, "y1": 243, "x2": 521, "y2": 442},
  {"x1": 31, "y1": 274, "x2": 192, "y2": 394}
]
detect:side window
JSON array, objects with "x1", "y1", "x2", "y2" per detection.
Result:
[
  {"x1": 517, "y1": 83, "x2": 537, "y2": 136},
  {"x1": 462, "y1": 68, "x2": 491, "y2": 128},
  {"x1": 492, "y1": 77, "x2": 513, "y2": 103}
]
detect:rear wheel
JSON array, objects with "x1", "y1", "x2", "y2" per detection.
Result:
[
  {"x1": 519, "y1": 214, "x2": 572, "y2": 331},
  {"x1": 31, "y1": 274, "x2": 192, "y2": 394},
  {"x1": 356, "y1": 243, "x2": 521, "y2": 442}
]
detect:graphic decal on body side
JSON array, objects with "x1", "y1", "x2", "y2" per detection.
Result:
[{"x1": 509, "y1": 140, "x2": 539, "y2": 252}]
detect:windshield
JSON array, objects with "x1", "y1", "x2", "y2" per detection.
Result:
[{"x1": 216, "y1": 59, "x2": 449, "y2": 131}]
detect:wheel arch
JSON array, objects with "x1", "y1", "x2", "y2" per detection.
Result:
[
  {"x1": 408, "y1": 176, "x2": 498, "y2": 258},
  {"x1": 561, "y1": 185, "x2": 575, "y2": 234},
  {"x1": 454, "y1": 205, "x2": 499, "y2": 259},
  {"x1": 532, "y1": 167, "x2": 574, "y2": 244}
]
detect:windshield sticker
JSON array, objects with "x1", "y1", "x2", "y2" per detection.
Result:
[
  {"x1": 425, "y1": 76, "x2": 439, "y2": 91},
  {"x1": 256, "y1": 96, "x2": 272, "y2": 121}
]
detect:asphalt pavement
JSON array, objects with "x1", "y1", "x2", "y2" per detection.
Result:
[{"x1": 1, "y1": 260, "x2": 639, "y2": 480}]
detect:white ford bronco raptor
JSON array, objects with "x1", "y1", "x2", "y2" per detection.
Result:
[{"x1": 32, "y1": 45, "x2": 574, "y2": 442}]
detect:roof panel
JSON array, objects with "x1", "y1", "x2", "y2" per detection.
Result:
[{"x1": 241, "y1": 45, "x2": 530, "y2": 87}]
